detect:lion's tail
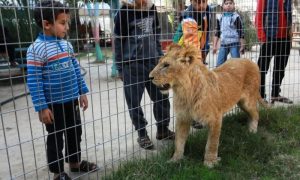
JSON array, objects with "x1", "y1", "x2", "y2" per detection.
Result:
[{"x1": 257, "y1": 93, "x2": 271, "y2": 109}]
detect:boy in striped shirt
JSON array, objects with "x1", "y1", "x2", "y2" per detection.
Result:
[{"x1": 27, "y1": 1, "x2": 97, "y2": 179}]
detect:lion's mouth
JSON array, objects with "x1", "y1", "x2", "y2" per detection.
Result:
[{"x1": 158, "y1": 84, "x2": 170, "y2": 91}]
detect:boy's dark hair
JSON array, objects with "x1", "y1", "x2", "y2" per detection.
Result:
[
  {"x1": 223, "y1": 0, "x2": 234, "y2": 4},
  {"x1": 34, "y1": 0, "x2": 69, "y2": 28}
]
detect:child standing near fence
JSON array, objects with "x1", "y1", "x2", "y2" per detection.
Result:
[
  {"x1": 255, "y1": 0, "x2": 293, "y2": 104},
  {"x1": 173, "y1": 0, "x2": 210, "y2": 64},
  {"x1": 114, "y1": 0, "x2": 175, "y2": 149},
  {"x1": 213, "y1": 0, "x2": 245, "y2": 66},
  {"x1": 173, "y1": 0, "x2": 210, "y2": 129},
  {"x1": 26, "y1": 1, "x2": 97, "y2": 179}
]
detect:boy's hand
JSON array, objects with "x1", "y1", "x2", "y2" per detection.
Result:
[
  {"x1": 39, "y1": 108, "x2": 54, "y2": 124},
  {"x1": 118, "y1": 74, "x2": 123, "y2": 81},
  {"x1": 80, "y1": 95, "x2": 88, "y2": 111},
  {"x1": 118, "y1": 71, "x2": 123, "y2": 81},
  {"x1": 213, "y1": 48, "x2": 218, "y2": 54},
  {"x1": 240, "y1": 39, "x2": 245, "y2": 54},
  {"x1": 240, "y1": 47, "x2": 245, "y2": 54}
]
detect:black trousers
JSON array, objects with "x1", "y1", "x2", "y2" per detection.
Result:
[
  {"x1": 122, "y1": 59, "x2": 170, "y2": 135},
  {"x1": 257, "y1": 38, "x2": 291, "y2": 98},
  {"x1": 46, "y1": 99, "x2": 82, "y2": 173}
]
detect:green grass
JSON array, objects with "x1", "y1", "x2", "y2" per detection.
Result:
[{"x1": 105, "y1": 106, "x2": 300, "y2": 180}]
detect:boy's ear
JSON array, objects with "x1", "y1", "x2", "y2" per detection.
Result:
[{"x1": 42, "y1": 20, "x2": 52, "y2": 30}]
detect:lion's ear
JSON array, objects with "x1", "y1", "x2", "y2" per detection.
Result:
[
  {"x1": 179, "y1": 47, "x2": 197, "y2": 64},
  {"x1": 178, "y1": 56, "x2": 192, "y2": 64},
  {"x1": 167, "y1": 43, "x2": 182, "y2": 52}
]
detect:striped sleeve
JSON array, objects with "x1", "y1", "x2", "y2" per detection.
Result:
[{"x1": 26, "y1": 45, "x2": 48, "y2": 112}]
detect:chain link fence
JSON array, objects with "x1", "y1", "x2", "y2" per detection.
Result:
[{"x1": 0, "y1": 0, "x2": 299, "y2": 179}]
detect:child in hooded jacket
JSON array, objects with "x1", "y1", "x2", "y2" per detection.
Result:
[
  {"x1": 213, "y1": 0, "x2": 245, "y2": 66},
  {"x1": 114, "y1": 0, "x2": 175, "y2": 149},
  {"x1": 173, "y1": 0, "x2": 210, "y2": 64}
]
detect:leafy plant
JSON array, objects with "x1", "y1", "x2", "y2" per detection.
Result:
[
  {"x1": 237, "y1": 10, "x2": 258, "y2": 51},
  {"x1": 0, "y1": 6, "x2": 39, "y2": 47}
]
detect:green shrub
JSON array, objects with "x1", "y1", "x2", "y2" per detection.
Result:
[
  {"x1": 1, "y1": 7, "x2": 39, "y2": 47},
  {"x1": 237, "y1": 10, "x2": 258, "y2": 51}
]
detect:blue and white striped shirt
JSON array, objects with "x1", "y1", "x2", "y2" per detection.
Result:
[{"x1": 27, "y1": 33, "x2": 89, "y2": 112}]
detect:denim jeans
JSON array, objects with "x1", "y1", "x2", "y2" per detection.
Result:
[{"x1": 217, "y1": 43, "x2": 240, "y2": 66}]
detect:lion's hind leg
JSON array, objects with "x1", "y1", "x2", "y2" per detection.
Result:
[
  {"x1": 238, "y1": 97, "x2": 259, "y2": 133},
  {"x1": 168, "y1": 115, "x2": 191, "y2": 163}
]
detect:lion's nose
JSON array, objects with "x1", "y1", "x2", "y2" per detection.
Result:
[{"x1": 149, "y1": 76, "x2": 154, "y2": 81}]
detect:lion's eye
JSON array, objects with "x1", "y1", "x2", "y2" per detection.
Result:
[{"x1": 163, "y1": 63, "x2": 169, "y2": 68}]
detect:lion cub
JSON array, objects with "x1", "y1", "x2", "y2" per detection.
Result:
[{"x1": 149, "y1": 44, "x2": 266, "y2": 168}]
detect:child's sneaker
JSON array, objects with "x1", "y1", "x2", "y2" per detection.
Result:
[
  {"x1": 137, "y1": 136, "x2": 154, "y2": 149},
  {"x1": 192, "y1": 120, "x2": 203, "y2": 129},
  {"x1": 271, "y1": 95, "x2": 293, "y2": 104},
  {"x1": 54, "y1": 172, "x2": 71, "y2": 180},
  {"x1": 156, "y1": 128, "x2": 175, "y2": 140}
]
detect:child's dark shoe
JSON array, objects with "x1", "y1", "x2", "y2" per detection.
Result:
[
  {"x1": 192, "y1": 120, "x2": 203, "y2": 129},
  {"x1": 137, "y1": 135, "x2": 154, "y2": 149},
  {"x1": 271, "y1": 95, "x2": 293, "y2": 104},
  {"x1": 70, "y1": 160, "x2": 98, "y2": 172},
  {"x1": 156, "y1": 128, "x2": 175, "y2": 140},
  {"x1": 54, "y1": 172, "x2": 71, "y2": 180}
]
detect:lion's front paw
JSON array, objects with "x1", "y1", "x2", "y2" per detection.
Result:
[
  {"x1": 248, "y1": 122, "x2": 258, "y2": 133},
  {"x1": 204, "y1": 157, "x2": 221, "y2": 168},
  {"x1": 167, "y1": 155, "x2": 184, "y2": 163},
  {"x1": 249, "y1": 127, "x2": 257, "y2": 133}
]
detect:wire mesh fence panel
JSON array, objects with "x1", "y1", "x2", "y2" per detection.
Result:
[{"x1": 0, "y1": 0, "x2": 299, "y2": 179}]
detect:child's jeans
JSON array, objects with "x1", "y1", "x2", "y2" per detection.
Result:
[
  {"x1": 217, "y1": 43, "x2": 240, "y2": 66},
  {"x1": 46, "y1": 99, "x2": 82, "y2": 173}
]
